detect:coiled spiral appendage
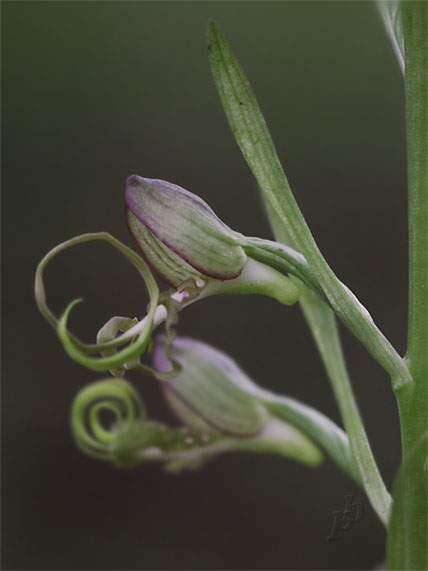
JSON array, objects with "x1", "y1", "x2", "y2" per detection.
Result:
[{"x1": 71, "y1": 378, "x2": 219, "y2": 469}]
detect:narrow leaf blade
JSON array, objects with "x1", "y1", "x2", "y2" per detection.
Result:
[
  {"x1": 208, "y1": 22, "x2": 309, "y2": 250},
  {"x1": 209, "y1": 22, "x2": 393, "y2": 525}
]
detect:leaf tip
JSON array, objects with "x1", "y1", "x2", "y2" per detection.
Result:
[{"x1": 207, "y1": 20, "x2": 221, "y2": 53}]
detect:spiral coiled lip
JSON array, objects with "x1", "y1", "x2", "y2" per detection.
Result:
[
  {"x1": 70, "y1": 378, "x2": 146, "y2": 463},
  {"x1": 70, "y1": 376, "x2": 224, "y2": 470}
]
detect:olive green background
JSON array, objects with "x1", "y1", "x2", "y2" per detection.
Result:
[{"x1": 2, "y1": 1, "x2": 406, "y2": 569}]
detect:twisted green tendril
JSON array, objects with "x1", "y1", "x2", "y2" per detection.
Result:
[
  {"x1": 34, "y1": 232, "x2": 159, "y2": 371},
  {"x1": 71, "y1": 378, "x2": 146, "y2": 462},
  {"x1": 71, "y1": 378, "x2": 220, "y2": 469}
]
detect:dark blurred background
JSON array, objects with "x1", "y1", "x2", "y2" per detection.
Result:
[{"x1": 2, "y1": 2, "x2": 407, "y2": 569}]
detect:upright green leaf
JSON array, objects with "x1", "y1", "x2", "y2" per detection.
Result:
[
  {"x1": 208, "y1": 22, "x2": 411, "y2": 392},
  {"x1": 208, "y1": 22, "x2": 393, "y2": 524}
]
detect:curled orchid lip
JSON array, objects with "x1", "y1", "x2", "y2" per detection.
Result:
[
  {"x1": 34, "y1": 232, "x2": 160, "y2": 372},
  {"x1": 70, "y1": 376, "x2": 229, "y2": 471}
]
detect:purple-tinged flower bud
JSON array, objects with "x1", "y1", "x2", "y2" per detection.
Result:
[
  {"x1": 126, "y1": 175, "x2": 247, "y2": 284},
  {"x1": 152, "y1": 336, "x2": 358, "y2": 479},
  {"x1": 154, "y1": 335, "x2": 267, "y2": 437},
  {"x1": 125, "y1": 176, "x2": 300, "y2": 305},
  {"x1": 152, "y1": 335, "x2": 324, "y2": 467}
]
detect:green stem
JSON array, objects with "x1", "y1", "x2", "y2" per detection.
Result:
[
  {"x1": 399, "y1": 1, "x2": 428, "y2": 450},
  {"x1": 387, "y1": 4, "x2": 427, "y2": 569}
]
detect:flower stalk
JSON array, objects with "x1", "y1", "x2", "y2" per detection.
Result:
[{"x1": 400, "y1": 0, "x2": 428, "y2": 450}]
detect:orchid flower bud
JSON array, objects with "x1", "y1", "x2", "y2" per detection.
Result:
[
  {"x1": 70, "y1": 373, "x2": 321, "y2": 472},
  {"x1": 70, "y1": 337, "x2": 356, "y2": 479},
  {"x1": 153, "y1": 336, "x2": 357, "y2": 480},
  {"x1": 153, "y1": 335, "x2": 324, "y2": 468},
  {"x1": 154, "y1": 335, "x2": 268, "y2": 437},
  {"x1": 125, "y1": 175, "x2": 300, "y2": 305},
  {"x1": 126, "y1": 175, "x2": 246, "y2": 280}
]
